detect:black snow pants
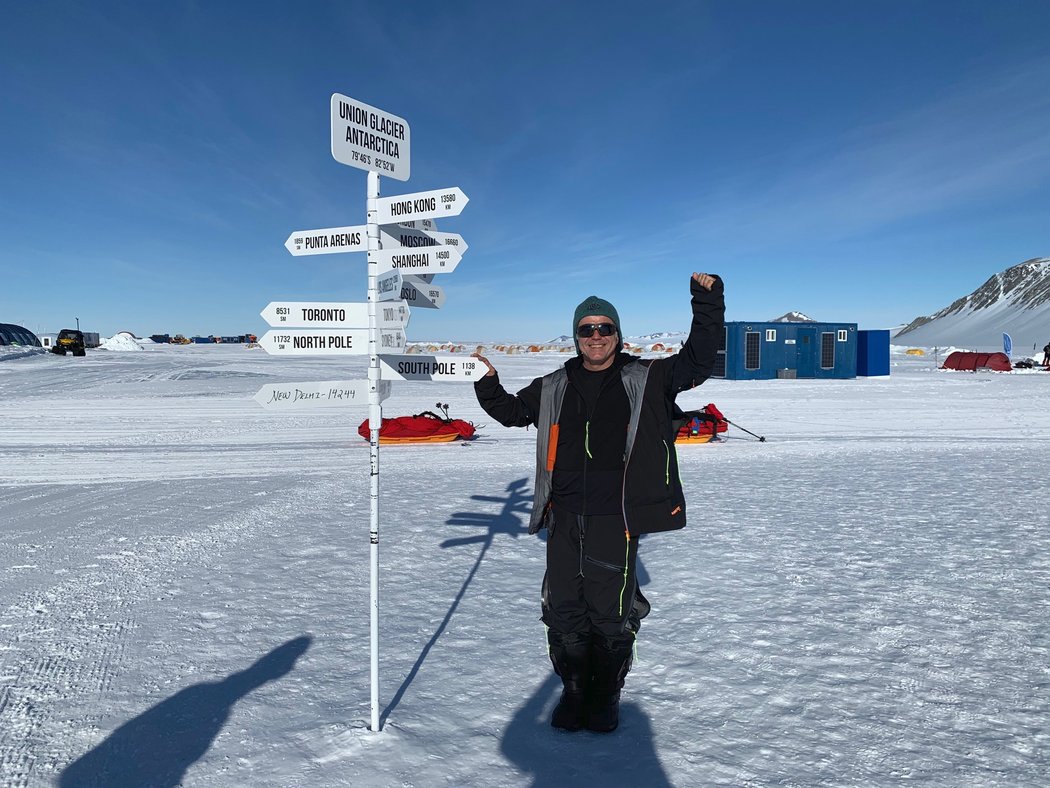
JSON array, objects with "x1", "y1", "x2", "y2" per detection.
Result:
[{"x1": 541, "y1": 502, "x2": 649, "y2": 639}]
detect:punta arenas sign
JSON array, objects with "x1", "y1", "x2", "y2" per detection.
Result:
[
  {"x1": 284, "y1": 226, "x2": 366, "y2": 256},
  {"x1": 331, "y1": 94, "x2": 410, "y2": 181}
]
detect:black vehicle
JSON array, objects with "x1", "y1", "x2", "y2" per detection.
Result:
[{"x1": 51, "y1": 328, "x2": 86, "y2": 356}]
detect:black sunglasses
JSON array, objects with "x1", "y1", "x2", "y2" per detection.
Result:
[{"x1": 576, "y1": 323, "x2": 617, "y2": 338}]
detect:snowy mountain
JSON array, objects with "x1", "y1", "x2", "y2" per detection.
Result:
[
  {"x1": 895, "y1": 258, "x2": 1050, "y2": 354},
  {"x1": 769, "y1": 311, "x2": 815, "y2": 323}
]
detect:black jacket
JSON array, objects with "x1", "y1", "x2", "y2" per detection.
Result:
[{"x1": 475, "y1": 276, "x2": 725, "y2": 534}]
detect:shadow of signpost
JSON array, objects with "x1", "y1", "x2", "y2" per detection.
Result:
[
  {"x1": 382, "y1": 478, "x2": 532, "y2": 726},
  {"x1": 60, "y1": 636, "x2": 311, "y2": 788}
]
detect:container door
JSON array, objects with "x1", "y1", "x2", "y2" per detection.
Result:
[{"x1": 796, "y1": 328, "x2": 816, "y2": 377}]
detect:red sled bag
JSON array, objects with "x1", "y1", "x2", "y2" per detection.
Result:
[
  {"x1": 358, "y1": 410, "x2": 476, "y2": 444},
  {"x1": 674, "y1": 403, "x2": 728, "y2": 444}
]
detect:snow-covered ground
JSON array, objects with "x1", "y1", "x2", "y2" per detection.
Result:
[{"x1": 1, "y1": 344, "x2": 1048, "y2": 787}]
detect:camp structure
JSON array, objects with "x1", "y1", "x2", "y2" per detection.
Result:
[
  {"x1": 940, "y1": 351, "x2": 1011, "y2": 372},
  {"x1": 714, "y1": 322, "x2": 860, "y2": 380}
]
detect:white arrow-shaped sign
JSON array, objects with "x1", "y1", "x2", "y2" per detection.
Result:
[
  {"x1": 261, "y1": 329, "x2": 406, "y2": 356},
  {"x1": 260, "y1": 329, "x2": 368, "y2": 356},
  {"x1": 284, "y1": 226, "x2": 367, "y2": 256},
  {"x1": 375, "y1": 187, "x2": 468, "y2": 225},
  {"x1": 379, "y1": 224, "x2": 468, "y2": 256},
  {"x1": 255, "y1": 379, "x2": 391, "y2": 410},
  {"x1": 400, "y1": 277, "x2": 446, "y2": 310},
  {"x1": 380, "y1": 354, "x2": 487, "y2": 382},
  {"x1": 372, "y1": 245, "x2": 462, "y2": 275},
  {"x1": 261, "y1": 301, "x2": 410, "y2": 328},
  {"x1": 376, "y1": 268, "x2": 403, "y2": 302}
]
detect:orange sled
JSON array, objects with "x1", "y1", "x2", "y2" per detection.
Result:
[{"x1": 358, "y1": 410, "x2": 476, "y2": 445}]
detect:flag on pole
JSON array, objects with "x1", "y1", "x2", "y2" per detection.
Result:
[{"x1": 1003, "y1": 332, "x2": 1012, "y2": 356}]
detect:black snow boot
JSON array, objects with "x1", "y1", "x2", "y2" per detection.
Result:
[
  {"x1": 547, "y1": 630, "x2": 591, "y2": 731},
  {"x1": 586, "y1": 634, "x2": 633, "y2": 733}
]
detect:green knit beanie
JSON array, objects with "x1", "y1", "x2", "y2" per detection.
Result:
[{"x1": 572, "y1": 295, "x2": 622, "y2": 354}]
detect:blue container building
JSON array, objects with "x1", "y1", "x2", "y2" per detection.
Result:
[{"x1": 714, "y1": 321, "x2": 858, "y2": 380}]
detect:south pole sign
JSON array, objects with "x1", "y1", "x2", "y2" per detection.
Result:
[{"x1": 265, "y1": 93, "x2": 471, "y2": 734}]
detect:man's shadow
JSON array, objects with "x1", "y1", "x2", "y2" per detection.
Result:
[
  {"x1": 60, "y1": 635, "x2": 311, "y2": 788},
  {"x1": 501, "y1": 674, "x2": 673, "y2": 787}
]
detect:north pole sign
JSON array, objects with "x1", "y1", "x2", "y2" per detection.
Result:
[{"x1": 331, "y1": 94, "x2": 411, "y2": 181}]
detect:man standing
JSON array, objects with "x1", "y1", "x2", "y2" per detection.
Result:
[
  {"x1": 1042, "y1": 340, "x2": 1050, "y2": 367},
  {"x1": 471, "y1": 273, "x2": 724, "y2": 733}
]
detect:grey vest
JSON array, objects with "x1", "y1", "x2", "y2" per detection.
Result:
[{"x1": 528, "y1": 362, "x2": 650, "y2": 533}]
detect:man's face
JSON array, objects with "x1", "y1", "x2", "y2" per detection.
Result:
[{"x1": 576, "y1": 314, "x2": 618, "y2": 369}]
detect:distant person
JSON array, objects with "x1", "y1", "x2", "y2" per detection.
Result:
[
  {"x1": 471, "y1": 273, "x2": 725, "y2": 733},
  {"x1": 1043, "y1": 341, "x2": 1050, "y2": 367}
]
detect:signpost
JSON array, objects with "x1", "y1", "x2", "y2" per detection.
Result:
[
  {"x1": 380, "y1": 354, "x2": 487, "y2": 382},
  {"x1": 400, "y1": 277, "x2": 446, "y2": 310},
  {"x1": 374, "y1": 186, "x2": 468, "y2": 224},
  {"x1": 261, "y1": 301, "x2": 410, "y2": 328},
  {"x1": 375, "y1": 269, "x2": 403, "y2": 302},
  {"x1": 379, "y1": 224, "x2": 468, "y2": 255},
  {"x1": 372, "y1": 245, "x2": 462, "y2": 275},
  {"x1": 331, "y1": 94, "x2": 411, "y2": 181},
  {"x1": 263, "y1": 93, "x2": 473, "y2": 734},
  {"x1": 284, "y1": 225, "x2": 367, "y2": 256},
  {"x1": 254, "y1": 380, "x2": 391, "y2": 410}
]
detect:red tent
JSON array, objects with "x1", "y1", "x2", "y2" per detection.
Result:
[{"x1": 941, "y1": 351, "x2": 1011, "y2": 372}]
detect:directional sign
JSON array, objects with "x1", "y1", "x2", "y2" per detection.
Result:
[
  {"x1": 376, "y1": 268, "x2": 403, "y2": 302},
  {"x1": 261, "y1": 301, "x2": 410, "y2": 328},
  {"x1": 377, "y1": 328, "x2": 407, "y2": 353},
  {"x1": 375, "y1": 187, "x2": 467, "y2": 225},
  {"x1": 380, "y1": 354, "x2": 487, "y2": 382},
  {"x1": 331, "y1": 94, "x2": 410, "y2": 181},
  {"x1": 260, "y1": 329, "x2": 368, "y2": 356},
  {"x1": 379, "y1": 225, "x2": 468, "y2": 255},
  {"x1": 284, "y1": 226, "x2": 366, "y2": 256},
  {"x1": 372, "y1": 245, "x2": 462, "y2": 275},
  {"x1": 376, "y1": 301, "x2": 411, "y2": 327},
  {"x1": 400, "y1": 277, "x2": 446, "y2": 310},
  {"x1": 254, "y1": 380, "x2": 391, "y2": 410}
]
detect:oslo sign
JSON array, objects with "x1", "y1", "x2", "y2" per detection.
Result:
[
  {"x1": 380, "y1": 354, "x2": 487, "y2": 382},
  {"x1": 254, "y1": 380, "x2": 391, "y2": 410},
  {"x1": 261, "y1": 301, "x2": 410, "y2": 328},
  {"x1": 285, "y1": 225, "x2": 366, "y2": 256},
  {"x1": 373, "y1": 245, "x2": 462, "y2": 275},
  {"x1": 374, "y1": 187, "x2": 467, "y2": 224},
  {"x1": 400, "y1": 277, "x2": 446, "y2": 310},
  {"x1": 331, "y1": 94, "x2": 410, "y2": 181}
]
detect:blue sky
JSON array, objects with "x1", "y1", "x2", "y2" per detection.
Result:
[{"x1": 2, "y1": 1, "x2": 1049, "y2": 342}]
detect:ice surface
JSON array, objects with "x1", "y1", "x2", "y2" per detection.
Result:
[{"x1": 1, "y1": 344, "x2": 1047, "y2": 786}]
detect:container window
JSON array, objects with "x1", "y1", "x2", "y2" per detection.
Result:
[
  {"x1": 837, "y1": 329, "x2": 848, "y2": 342},
  {"x1": 745, "y1": 332, "x2": 761, "y2": 370},
  {"x1": 765, "y1": 329, "x2": 776, "y2": 342},
  {"x1": 821, "y1": 332, "x2": 835, "y2": 369}
]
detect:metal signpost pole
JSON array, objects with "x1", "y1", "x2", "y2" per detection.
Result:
[{"x1": 366, "y1": 170, "x2": 382, "y2": 732}]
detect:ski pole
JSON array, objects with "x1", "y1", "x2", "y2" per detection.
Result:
[{"x1": 724, "y1": 418, "x2": 766, "y2": 442}]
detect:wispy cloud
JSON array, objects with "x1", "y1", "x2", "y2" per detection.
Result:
[{"x1": 680, "y1": 56, "x2": 1050, "y2": 251}]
